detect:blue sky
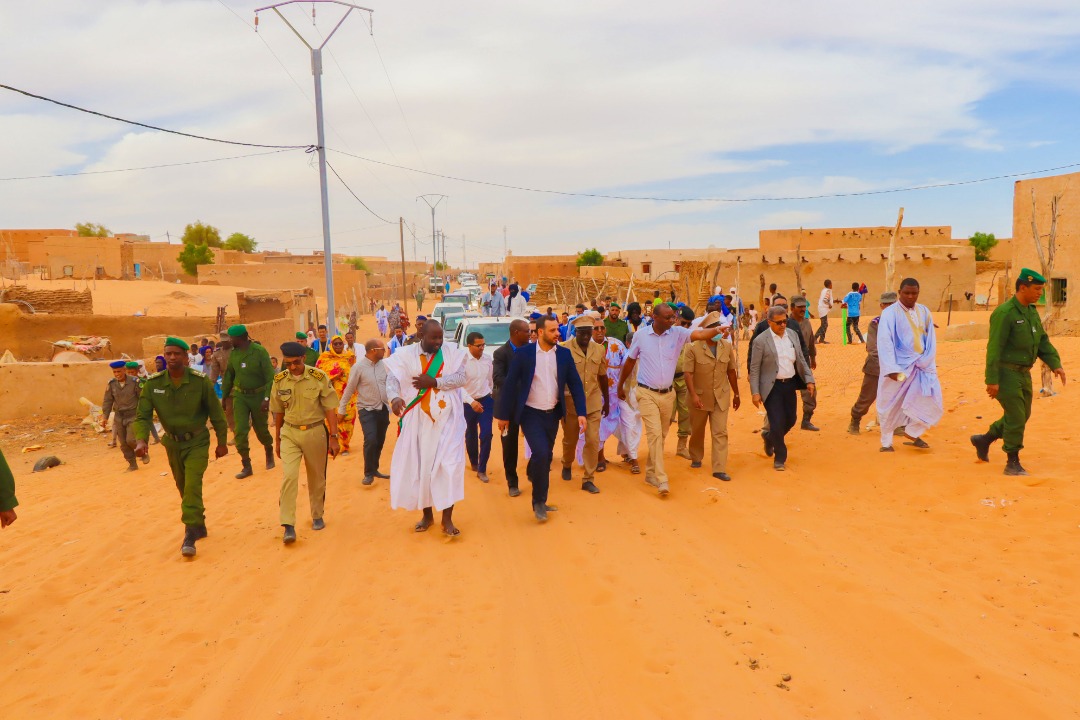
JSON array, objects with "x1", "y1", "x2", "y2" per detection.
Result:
[{"x1": 2, "y1": 0, "x2": 1080, "y2": 265}]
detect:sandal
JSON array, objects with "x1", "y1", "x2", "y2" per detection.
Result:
[
  {"x1": 630, "y1": 461, "x2": 641, "y2": 474},
  {"x1": 414, "y1": 519, "x2": 433, "y2": 532}
]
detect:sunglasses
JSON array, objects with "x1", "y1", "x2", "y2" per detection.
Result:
[{"x1": 770, "y1": 319, "x2": 788, "y2": 325}]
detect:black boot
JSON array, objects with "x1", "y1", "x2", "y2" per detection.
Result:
[
  {"x1": 801, "y1": 412, "x2": 820, "y2": 431},
  {"x1": 1004, "y1": 452, "x2": 1028, "y2": 476},
  {"x1": 265, "y1": 445, "x2": 276, "y2": 470},
  {"x1": 970, "y1": 434, "x2": 997, "y2": 463},
  {"x1": 847, "y1": 418, "x2": 861, "y2": 435},
  {"x1": 235, "y1": 454, "x2": 253, "y2": 479},
  {"x1": 181, "y1": 525, "x2": 199, "y2": 557}
]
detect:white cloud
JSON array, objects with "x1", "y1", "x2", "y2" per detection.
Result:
[{"x1": 2, "y1": 0, "x2": 1080, "y2": 262}]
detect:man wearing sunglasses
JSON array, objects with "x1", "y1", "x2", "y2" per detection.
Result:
[{"x1": 749, "y1": 306, "x2": 816, "y2": 471}]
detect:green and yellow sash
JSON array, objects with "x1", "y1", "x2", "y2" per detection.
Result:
[{"x1": 397, "y1": 349, "x2": 444, "y2": 432}]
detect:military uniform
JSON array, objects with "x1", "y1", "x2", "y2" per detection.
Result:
[
  {"x1": 792, "y1": 314, "x2": 818, "y2": 429},
  {"x1": 134, "y1": 367, "x2": 228, "y2": 531},
  {"x1": 672, "y1": 349, "x2": 692, "y2": 452},
  {"x1": 559, "y1": 335, "x2": 607, "y2": 488},
  {"x1": 208, "y1": 341, "x2": 236, "y2": 434},
  {"x1": 304, "y1": 346, "x2": 320, "y2": 367},
  {"x1": 0, "y1": 448, "x2": 17, "y2": 516},
  {"x1": 270, "y1": 365, "x2": 339, "y2": 531},
  {"x1": 221, "y1": 337, "x2": 276, "y2": 474},
  {"x1": 682, "y1": 338, "x2": 738, "y2": 475},
  {"x1": 850, "y1": 315, "x2": 882, "y2": 429},
  {"x1": 980, "y1": 292, "x2": 1062, "y2": 460},
  {"x1": 102, "y1": 372, "x2": 142, "y2": 468}
]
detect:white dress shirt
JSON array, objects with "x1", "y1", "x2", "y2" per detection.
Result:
[
  {"x1": 771, "y1": 331, "x2": 797, "y2": 379},
  {"x1": 525, "y1": 343, "x2": 559, "y2": 410},
  {"x1": 461, "y1": 353, "x2": 494, "y2": 403}
]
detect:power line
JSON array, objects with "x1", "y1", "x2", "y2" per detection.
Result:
[
  {"x1": 323, "y1": 157, "x2": 395, "y2": 224},
  {"x1": 0, "y1": 83, "x2": 310, "y2": 150},
  {"x1": 327, "y1": 147, "x2": 1080, "y2": 203},
  {"x1": 0, "y1": 148, "x2": 295, "y2": 182}
]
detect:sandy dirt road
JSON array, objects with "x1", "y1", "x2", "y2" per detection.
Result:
[{"x1": 1, "y1": 325, "x2": 1078, "y2": 719}]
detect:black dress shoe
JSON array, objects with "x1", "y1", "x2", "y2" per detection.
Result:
[
  {"x1": 362, "y1": 475, "x2": 374, "y2": 486},
  {"x1": 533, "y1": 503, "x2": 548, "y2": 522},
  {"x1": 712, "y1": 472, "x2": 731, "y2": 482},
  {"x1": 373, "y1": 471, "x2": 390, "y2": 479},
  {"x1": 581, "y1": 481, "x2": 600, "y2": 494},
  {"x1": 762, "y1": 431, "x2": 774, "y2": 457},
  {"x1": 690, "y1": 461, "x2": 702, "y2": 469},
  {"x1": 561, "y1": 467, "x2": 572, "y2": 481},
  {"x1": 283, "y1": 525, "x2": 297, "y2": 544},
  {"x1": 508, "y1": 487, "x2": 521, "y2": 498}
]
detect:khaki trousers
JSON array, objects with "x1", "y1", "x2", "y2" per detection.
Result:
[
  {"x1": 672, "y1": 377, "x2": 691, "y2": 438},
  {"x1": 279, "y1": 424, "x2": 329, "y2": 526},
  {"x1": 689, "y1": 404, "x2": 729, "y2": 473},
  {"x1": 562, "y1": 407, "x2": 601, "y2": 481},
  {"x1": 638, "y1": 387, "x2": 675, "y2": 487}
]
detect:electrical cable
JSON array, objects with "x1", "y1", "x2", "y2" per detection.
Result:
[
  {"x1": 0, "y1": 148, "x2": 295, "y2": 182},
  {"x1": 0, "y1": 83, "x2": 310, "y2": 150},
  {"x1": 322, "y1": 155, "x2": 395, "y2": 224},
  {"x1": 327, "y1": 148, "x2": 1080, "y2": 203}
]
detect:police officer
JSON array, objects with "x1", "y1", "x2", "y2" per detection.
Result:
[
  {"x1": 559, "y1": 314, "x2": 609, "y2": 494},
  {"x1": 134, "y1": 337, "x2": 228, "y2": 558},
  {"x1": 972, "y1": 268, "x2": 1066, "y2": 475},
  {"x1": 221, "y1": 324, "x2": 276, "y2": 478},
  {"x1": 270, "y1": 342, "x2": 341, "y2": 544},
  {"x1": 682, "y1": 311, "x2": 740, "y2": 481},
  {"x1": 102, "y1": 359, "x2": 144, "y2": 471}
]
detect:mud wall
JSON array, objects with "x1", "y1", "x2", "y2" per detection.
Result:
[{"x1": 0, "y1": 361, "x2": 111, "y2": 421}]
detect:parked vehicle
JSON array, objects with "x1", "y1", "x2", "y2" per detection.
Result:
[
  {"x1": 442, "y1": 292, "x2": 474, "y2": 311},
  {"x1": 431, "y1": 302, "x2": 465, "y2": 320},
  {"x1": 453, "y1": 317, "x2": 515, "y2": 358},
  {"x1": 441, "y1": 311, "x2": 479, "y2": 337}
]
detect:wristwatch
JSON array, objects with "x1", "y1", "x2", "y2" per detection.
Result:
[{"x1": 329, "y1": 433, "x2": 339, "y2": 439}]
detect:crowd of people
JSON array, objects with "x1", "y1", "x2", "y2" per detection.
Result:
[{"x1": 0, "y1": 270, "x2": 1065, "y2": 555}]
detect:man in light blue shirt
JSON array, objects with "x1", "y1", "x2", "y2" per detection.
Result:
[
  {"x1": 841, "y1": 282, "x2": 866, "y2": 344},
  {"x1": 616, "y1": 303, "x2": 718, "y2": 496}
]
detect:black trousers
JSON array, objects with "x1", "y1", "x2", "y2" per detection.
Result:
[
  {"x1": 358, "y1": 407, "x2": 389, "y2": 477},
  {"x1": 764, "y1": 380, "x2": 799, "y2": 464},
  {"x1": 846, "y1": 316, "x2": 865, "y2": 342},
  {"x1": 520, "y1": 406, "x2": 560, "y2": 505},
  {"x1": 502, "y1": 417, "x2": 522, "y2": 488}
]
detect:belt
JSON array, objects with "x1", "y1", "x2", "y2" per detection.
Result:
[
  {"x1": 774, "y1": 377, "x2": 797, "y2": 384},
  {"x1": 526, "y1": 405, "x2": 558, "y2": 414},
  {"x1": 673, "y1": 372, "x2": 684, "y2": 379},
  {"x1": 236, "y1": 386, "x2": 266, "y2": 395},
  {"x1": 285, "y1": 422, "x2": 325, "y2": 431},
  {"x1": 999, "y1": 362, "x2": 1032, "y2": 372},
  {"x1": 639, "y1": 383, "x2": 673, "y2": 394},
  {"x1": 165, "y1": 428, "x2": 209, "y2": 443}
]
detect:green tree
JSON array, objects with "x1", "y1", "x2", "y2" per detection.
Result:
[
  {"x1": 181, "y1": 220, "x2": 222, "y2": 248},
  {"x1": 968, "y1": 231, "x2": 998, "y2": 262},
  {"x1": 223, "y1": 232, "x2": 257, "y2": 253},
  {"x1": 435, "y1": 261, "x2": 448, "y2": 271},
  {"x1": 178, "y1": 243, "x2": 215, "y2": 276},
  {"x1": 347, "y1": 257, "x2": 371, "y2": 274},
  {"x1": 576, "y1": 248, "x2": 604, "y2": 267},
  {"x1": 75, "y1": 222, "x2": 111, "y2": 237}
]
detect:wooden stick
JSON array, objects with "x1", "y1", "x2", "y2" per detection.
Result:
[{"x1": 885, "y1": 207, "x2": 904, "y2": 291}]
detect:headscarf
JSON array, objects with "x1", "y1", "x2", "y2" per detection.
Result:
[
  {"x1": 316, "y1": 335, "x2": 356, "y2": 388},
  {"x1": 508, "y1": 283, "x2": 519, "y2": 298},
  {"x1": 154, "y1": 355, "x2": 166, "y2": 372}
]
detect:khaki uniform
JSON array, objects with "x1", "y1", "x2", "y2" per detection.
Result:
[
  {"x1": 672, "y1": 351, "x2": 691, "y2": 439},
  {"x1": 559, "y1": 339, "x2": 607, "y2": 481},
  {"x1": 102, "y1": 377, "x2": 141, "y2": 464},
  {"x1": 683, "y1": 340, "x2": 737, "y2": 473},
  {"x1": 850, "y1": 317, "x2": 881, "y2": 422},
  {"x1": 270, "y1": 366, "x2": 339, "y2": 526}
]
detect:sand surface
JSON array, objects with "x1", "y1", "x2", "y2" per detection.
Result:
[{"x1": 2, "y1": 316, "x2": 1079, "y2": 719}]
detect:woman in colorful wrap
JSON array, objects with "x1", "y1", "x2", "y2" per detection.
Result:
[{"x1": 317, "y1": 335, "x2": 357, "y2": 453}]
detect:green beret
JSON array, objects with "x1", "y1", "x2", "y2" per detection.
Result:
[
  {"x1": 164, "y1": 336, "x2": 189, "y2": 351},
  {"x1": 227, "y1": 324, "x2": 247, "y2": 338},
  {"x1": 1019, "y1": 268, "x2": 1047, "y2": 284},
  {"x1": 125, "y1": 361, "x2": 140, "y2": 369},
  {"x1": 295, "y1": 331, "x2": 307, "y2": 340},
  {"x1": 608, "y1": 302, "x2": 620, "y2": 309}
]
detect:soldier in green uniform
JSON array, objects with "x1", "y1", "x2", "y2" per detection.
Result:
[
  {"x1": 102, "y1": 359, "x2": 145, "y2": 471},
  {"x1": 0, "y1": 448, "x2": 17, "y2": 529},
  {"x1": 221, "y1": 324, "x2": 276, "y2": 479},
  {"x1": 971, "y1": 269, "x2": 1067, "y2": 476},
  {"x1": 134, "y1": 337, "x2": 229, "y2": 558},
  {"x1": 271, "y1": 342, "x2": 341, "y2": 544},
  {"x1": 673, "y1": 305, "x2": 694, "y2": 459},
  {"x1": 293, "y1": 331, "x2": 321, "y2": 367}
]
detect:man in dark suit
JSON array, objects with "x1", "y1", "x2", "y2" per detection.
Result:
[
  {"x1": 496, "y1": 316, "x2": 587, "y2": 522},
  {"x1": 492, "y1": 319, "x2": 531, "y2": 497}
]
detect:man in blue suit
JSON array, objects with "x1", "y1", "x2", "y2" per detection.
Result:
[{"x1": 496, "y1": 316, "x2": 587, "y2": 522}]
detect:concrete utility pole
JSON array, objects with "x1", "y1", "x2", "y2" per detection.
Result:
[
  {"x1": 417, "y1": 194, "x2": 447, "y2": 278},
  {"x1": 462, "y1": 234, "x2": 466, "y2": 270},
  {"x1": 255, "y1": 0, "x2": 374, "y2": 335}
]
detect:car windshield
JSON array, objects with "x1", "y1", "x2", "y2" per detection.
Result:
[
  {"x1": 462, "y1": 322, "x2": 512, "y2": 346},
  {"x1": 442, "y1": 314, "x2": 466, "y2": 333},
  {"x1": 444, "y1": 295, "x2": 470, "y2": 305}
]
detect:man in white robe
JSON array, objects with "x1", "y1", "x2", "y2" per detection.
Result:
[
  {"x1": 876, "y1": 278, "x2": 943, "y2": 451},
  {"x1": 384, "y1": 320, "x2": 468, "y2": 535}
]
